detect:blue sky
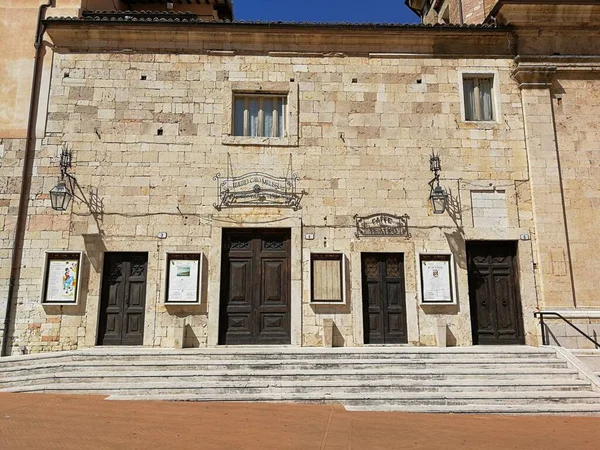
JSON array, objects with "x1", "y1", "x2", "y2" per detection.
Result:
[{"x1": 233, "y1": 0, "x2": 419, "y2": 23}]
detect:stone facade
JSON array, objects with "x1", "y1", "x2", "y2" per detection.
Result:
[{"x1": 1, "y1": 1, "x2": 599, "y2": 354}]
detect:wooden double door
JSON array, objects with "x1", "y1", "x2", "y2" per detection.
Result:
[
  {"x1": 362, "y1": 253, "x2": 408, "y2": 344},
  {"x1": 467, "y1": 241, "x2": 524, "y2": 345},
  {"x1": 98, "y1": 252, "x2": 148, "y2": 346},
  {"x1": 219, "y1": 229, "x2": 291, "y2": 345}
]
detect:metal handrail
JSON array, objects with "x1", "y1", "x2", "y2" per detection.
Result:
[{"x1": 534, "y1": 311, "x2": 600, "y2": 348}]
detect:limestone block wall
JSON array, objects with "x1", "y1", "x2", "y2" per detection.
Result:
[
  {"x1": 5, "y1": 51, "x2": 536, "y2": 353},
  {"x1": 545, "y1": 319, "x2": 600, "y2": 350},
  {"x1": 552, "y1": 75, "x2": 600, "y2": 308},
  {"x1": 0, "y1": 138, "x2": 26, "y2": 347}
]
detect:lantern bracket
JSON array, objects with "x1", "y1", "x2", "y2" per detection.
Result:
[{"x1": 429, "y1": 152, "x2": 449, "y2": 215}]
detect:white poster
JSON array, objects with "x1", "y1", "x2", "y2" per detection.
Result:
[
  {"x1": 167, "y1": 257, "x2": 199, "y2": 303},
  {"x1": 421, "y1": 257, "x2": 452, "y2": 303},
  {"x1": 45, "y1": 257, "x2": 79, "y2": 303}
]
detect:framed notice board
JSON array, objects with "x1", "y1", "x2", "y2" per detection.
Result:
[
  {"x1": 419, "y1": 254, "x2": 455, "y2": 305},
  {"x1": 164, "y1": 253, "x2": 202, "y2": 305},
  {"x1": 310, "y1": 253, "x2": 346, "y2": 304},
  {"x1": 41, "y1": 251, "x2": 82, "y2": 305}
]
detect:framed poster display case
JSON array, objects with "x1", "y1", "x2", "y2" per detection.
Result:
[
  {"x1": 419, "y1": 254, "x2": 456, "y2": 305},
  {"x1": 164, "y1": 253, "x2": 202, "y2": 305},
  {"x1": 41, "y1": 251, "x2": 83, "y2": 305},
  {"x1": 310, "y1": 253, "x2": 347, "y2": 304}
]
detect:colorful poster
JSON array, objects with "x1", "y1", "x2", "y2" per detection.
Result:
[
  {"x1": 167, "y1": 256, "x2": 200, "y2": 303},
  {"x1": 45, "y1": 257, "x2": 79, "y2": 303},
  {"x1": 421, "y1": 256, "x2": 452, "y2": 303}
]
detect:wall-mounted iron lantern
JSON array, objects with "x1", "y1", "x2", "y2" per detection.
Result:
[
  {"x1": 429, "y1": 152, "x2": 449, "y2": 215},
  {"x1": 49, "y1": 147, "x2": 75, "y2": 212}
]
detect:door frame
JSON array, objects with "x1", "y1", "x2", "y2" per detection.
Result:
[
  {"x1": 96, "y1": 251, "x2": 149, "y2": 346},
  {"x1": 466, "y1": 240, "x2": 525, "y2": 345},
  {"x1": 207, "y1": 219, "x2": 302, "y2": 347}
]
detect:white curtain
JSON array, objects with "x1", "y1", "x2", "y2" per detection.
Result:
[
  {"x1": 233, "y1": 97, "x2": 245, "y2": 136},
  {"x1": 480, "y1": 78, "x2": 493, "y2": 121},
  {"x1": 278, "y1": 99, "x2": 285, "y2": 138},
  {"x1": 463, "y1": 78, "x2": 476, "y2": 120},
  {"x1": 249, "y1": 97, "x2": 259, "y2": 136},
  {"x1": 263, "y1": 98, "x2": 274, "y2": 138}
]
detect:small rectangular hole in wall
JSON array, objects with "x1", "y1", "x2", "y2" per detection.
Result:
[
  {"x1": 157, "y1": 128, "x2": 163, "y2": 136},
  {"x1": 141, "y1": 75, "x2": 147, "y2": 80},
  {"x1": 63, "y1": 72, "x2": 69, "y2": 78},
  {"x1": 290, "y1": 78, "x2": 295, "y2": 82},
  {"x1": 416, "y1": 79, "x2": 422, "y2": 84},
  {"x1": 352, "y1": 78, "x2": 358, "y2": 83}
]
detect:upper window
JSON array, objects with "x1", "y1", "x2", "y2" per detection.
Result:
[
  {"x1": 233, "y1": 94, "x2": 287, "y2": 138},
  {"x1": 463, "y1": 76, "x2": 494, "y2": 121}
]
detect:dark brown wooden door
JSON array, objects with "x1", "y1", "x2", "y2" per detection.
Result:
[
  {"x1": 219, "y1": 229, "x2": 291, "y2": 345},
  {"x1": 98, "y1": 253, "x2": 148, "y2": 346},
  {"x1": 362, "y1": 253, "x2": 408, "y2": 344},
  {"x1": 467, "y1": 241, "x2": 524, "y2": 345}
]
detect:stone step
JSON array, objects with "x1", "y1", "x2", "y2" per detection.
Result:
[
  {"x1": 43, "y1": 390, "x2": 598, "y2": 406},
  {"x1": 0, "y1": 367, "x2": 580, "y2": 384},
  {"x1": 0, "y1": 346, "x2": 557, "y2": 367},
  {"x1": 344, "y1": 404, "x2": 600, "y2": 415},
  {"x1": 0, "y1": 357, "x2": 567, "y2": 377},
  {"x1": 1, "y1": 376, "x2": 589, "y2": 392}
]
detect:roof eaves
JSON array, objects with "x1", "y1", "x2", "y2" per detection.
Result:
[{"x1": 44, "y1": 17, "x2": 503, "y2": 31}]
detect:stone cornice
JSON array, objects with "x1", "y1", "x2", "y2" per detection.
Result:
[
  {"x1": 511, "y1": 64, "x2": 557, "y2": 89},
  {"x1": 43, "y1": 21, "x2": 514, "y2": 58}
]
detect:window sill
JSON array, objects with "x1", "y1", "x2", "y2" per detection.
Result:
[
  {"x1": 222, "y1": 135, "x2": 299, "y2": 147},
  {"x1": 461, "y1": 120, "x2": 500, "y2": 127}
]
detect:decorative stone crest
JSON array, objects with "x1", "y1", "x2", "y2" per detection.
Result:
[{"x1": 354, "y1": 213, "x2": 411, "y2": 239}]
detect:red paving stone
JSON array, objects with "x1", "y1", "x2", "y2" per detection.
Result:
[{"x1": 1, "y1": 393, "x2": 600, "y2": 449}]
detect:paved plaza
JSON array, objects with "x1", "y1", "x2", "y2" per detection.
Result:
[{"x1": 1, "y1": 393, "x2": 599, "y2": 449}]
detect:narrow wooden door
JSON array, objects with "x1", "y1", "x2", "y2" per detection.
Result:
[
  {"x1": 219, "y1": 229, "x2": 291, "y2": 345},
  {"x1": 467, "y1": 241, "x2": 524, "y2": 345},
  {"x1": 98, "y1": 253, "x2": 148, "y2": 346},
  {"x1": 362, "y1": 253, "x2": 408, "y2": 344}
]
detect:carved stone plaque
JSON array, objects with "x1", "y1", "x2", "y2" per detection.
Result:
[{"x1": 354, "y1": 213, "x2": 411, "y2": 239}]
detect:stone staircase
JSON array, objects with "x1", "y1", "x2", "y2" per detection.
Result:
[{"x1": 2, "y1": 346, "x2": 600, "y2": 414}]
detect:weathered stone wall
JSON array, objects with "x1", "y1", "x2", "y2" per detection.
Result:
[
  {"x1": 4, "y1": 50, "x2": 538, "y2": 353},
  {"x1": 0, "y1": 138, "x2": 27, "y2": 349},
  {"x1": 552, "y1": 75, "x2": 600, "y2": 308}
]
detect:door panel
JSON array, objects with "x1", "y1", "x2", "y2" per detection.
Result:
[
  {"x1": 220, "y1": 229, "x2": 291, "y2": 345},
  {"x1": 262, "y1": 260, "x2": 283, "y2": 303},
  {"x1": 362, "y1": 253, "x2": 407, "y2": 344},
  {"x1": 467, "y1": 242, "x2": 524, "y2": 345},
  {"x1": 98, "y1": 253, "x2": 148, "y2": 346}
]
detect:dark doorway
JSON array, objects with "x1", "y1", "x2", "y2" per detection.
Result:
[
  {"x1": 467, "y1": 241, "x2": 524, "y2": 345},
  {"x1": 219, "y1": 229, "x2": 291, "y2": 345},
  {"x1": 98, "y1": 252, "x2": 148, "y2": 346},
  {"x1": 362, "y1": 253, "x2": 408, "y2": 344}
]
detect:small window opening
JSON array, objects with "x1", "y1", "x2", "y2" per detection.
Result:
[
  {"x1": 233, "y1": 94, "x2": 287, "y2": 138},
  {"x1": 463, "y1": 76, "x2": 495, "y2": 121}
]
